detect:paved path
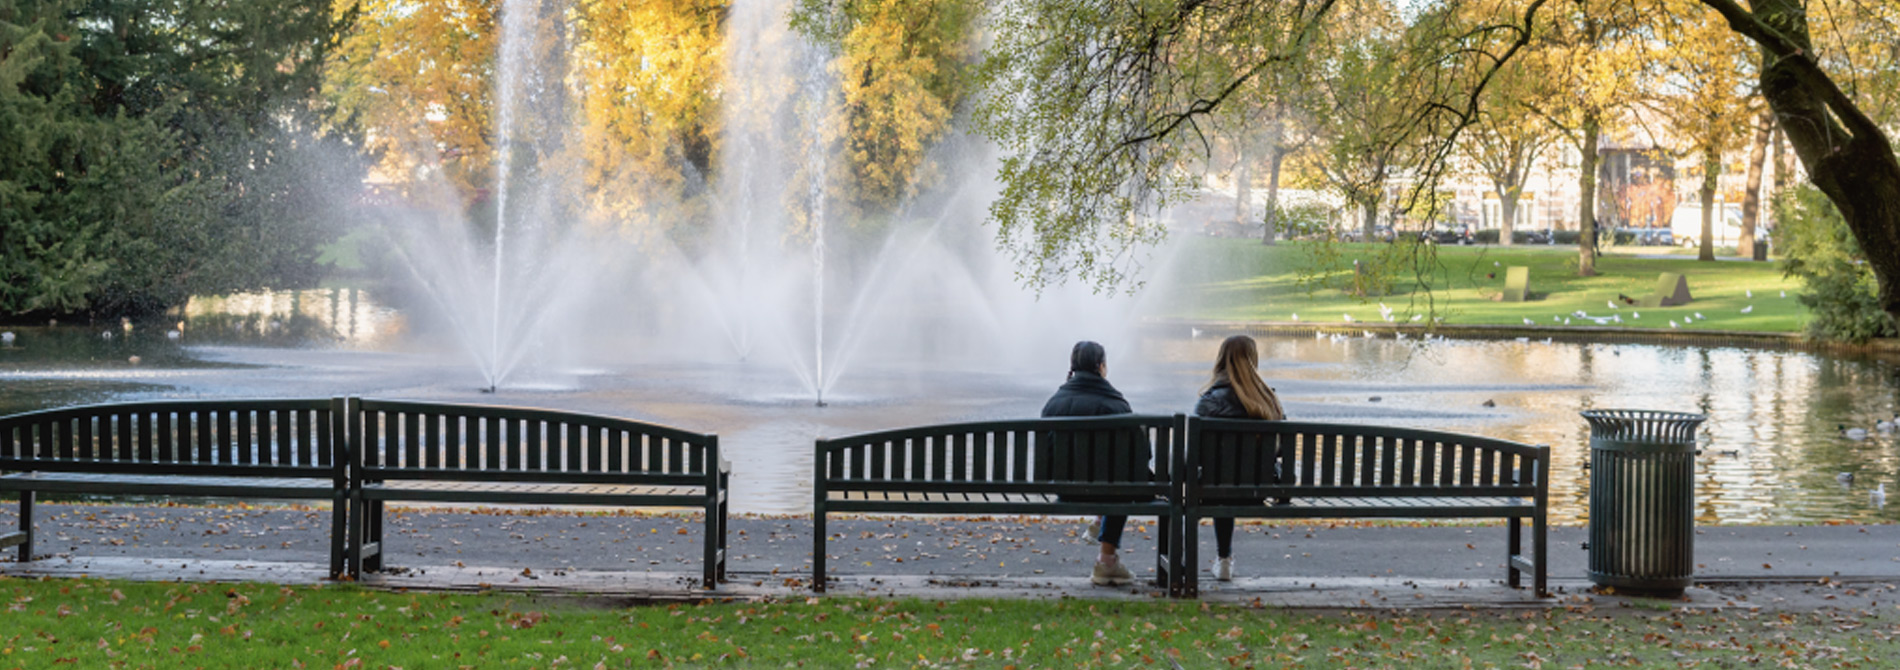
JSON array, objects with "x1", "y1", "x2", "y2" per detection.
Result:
[{"x1": 3, "y1": 503, "x2": 1897, "y2": 612}]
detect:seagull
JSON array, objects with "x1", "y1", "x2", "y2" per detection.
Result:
[
  {"x1": 1573, "y1": 310, "x2": 1588, "y2": 318},
  {"x1": 1543, "y1": 337, "x2": 1552, "y2": 344},
  {"x1": 1841, "y1": 425, "x2": 1869, "y2": 440},
  {"x1": 1396, "y1": 332, "x2": 1409, "y2": 339},
  {"x1": 1741, "y1": 305, "x2": 1754, "y2": 314},
  {"x1": 1291, "y1": 313, "x2": 1299, "y2": 322},
  {"x1": 1669, "y1": 320, "x2": 1679, "y2": 328},
  {"x1": 1410, "y1": 314, "x2": 1422, "y2": 322},
  {"x1": 1316, "y1": 331, "x2": 1327, "y2": 340},
  {"x1": 1608, "y1": 300, "x2": 1619, "y2": 311},
  {"x1": 1494, "y1": 261, "x2": 1501, "y2": 266},
  {"x1": 1514, "y1": 337, "x2": 1530, "y2": 342},
  {"x1": 1553, "y1": 315, "x2": 1563, "y2": 323},
  {"x1": 1523, "y1": 318, "x2": 1535, "y2": 325},
  {"x1": 0, "y1": 332, "x2": 12, "y2": 345},
  {"x1": 1190, "y1": 327, "x2": 1204, "y2": 339},
  {"x1": 1780, "y1": 290, "x2": 1787, "y2": 298},
  {"x1": 1746, "y1": 289, "x2": 1754, "y2": 298},
  {"x1": 1632, "y1": 312, "x2": 1641, "y2": 319},
  {"x1": 1564, "y1": 318, "x2": 1571, "y2": 325},
  {"x1": 166, "y1": 329, "x2": 181, "y2": 340},
  {"x1": 1694, "y1": 312, "x2": 1705, "y2": 320},
  {"x1": 1363, "y1": 330, "x2": 1375, "y2": 339},
  {"x1": 1344, "y1": 314, "x2": 1355, "y2": 323},
  {"x1": 1875, "y1": 483, "x2": 1887, "y2": 509},
  {"x1": 1384, "y1": 314, "x2": 1396, "y2": 322},
  {"x1": 1613, "y1": 315, "x2": 1622, "y2": 323}
]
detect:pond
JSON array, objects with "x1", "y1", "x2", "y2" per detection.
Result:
[{"x1": 3, "y1": 288, "x2": 1897, "y2": 525}]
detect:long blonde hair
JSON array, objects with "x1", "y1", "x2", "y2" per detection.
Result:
[{"x1": 1203, "y1": 335, "x2": 1285, "y2": 420}]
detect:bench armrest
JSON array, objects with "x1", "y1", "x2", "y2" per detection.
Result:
[{"x1": 719, "y1": 458, "x2": 732, "y2": 475}]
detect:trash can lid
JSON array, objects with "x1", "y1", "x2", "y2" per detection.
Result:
[{"x1": 1580, "y1": 409, "x2": 1706, "y2": 442}]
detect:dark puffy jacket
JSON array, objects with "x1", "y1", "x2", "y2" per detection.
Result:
[
  {"x1": 1039, "y1": 372, "x2": 1148, "y2": 498},
  {"x1": 1040, "y1": 371, "x2": 1132, "y2": 417},
  {"x1": 1193, "y1": 383, "x2": 1248, "y2": 419}
]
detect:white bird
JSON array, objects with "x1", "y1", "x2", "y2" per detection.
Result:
[
  {"x1": 0, "y1": 332, "x2": 12, "y2": 345},
  {"x1": 1316, "y1": 331, "x2": 1327, "y2": 340},
  {"x1": 1878, "y1": 418, "x2": 1895, "y2": 432},
  {"x1": 1613, "y1": 315, "x2": 1623, "y2": 323},
  {"x1": 1291, "y1": 313, "x2": 1299, "y2": 322},
  {"x1": 166, "y1": 329, "x2": 181, "y2": 340},
  {"x1": 1608, "y1": 300, "x2": 1619, "y2": 311},
  {"x1": 1838, "y1": 471, "x2": 1857, "y2": 485},
  {"x1": 1384, "y1": 314, "x2": 1396, "y2": 322},
  {"x1": 1543, "y1": 337, "x2": 1552, "y2": 344},
  {"x1": 1573, "y1": 310, "x2": 1588, "y2": 318},
  {"x1": 1780, "y1": 290, "x2": 1787, "y2": 298},
  {"x1": 1740, "y1": 305, "x2": 1754, "y2": 314},
  {"x1": 1564, "y1": 318, "x2": 1571, "y2": 325},
  {"x1": 1494, "y1": 261, "x2": 1501, "y2": 267},
  {"x1": 1669, "y1": 320, "x2": 1679, "y2": 328},
  {"x1": 100, "y1": 330, "x2": 113, "y2": 340},
  {"x1": 1523, "y1": 318, "x2": 1535, "y2": 325},
  {"x1": 1514, "y1": 337, "x2": 1530, "y2": 343},
  {"x1": 1874, "y1": 483, "x2": 1887, "y2": 509},
  {"x1": 1396, "y1": 332, "x2": 1409, "y2": 339},
  {"x1": 1343, "y1": 314, "x2": 1355, "y2": 323},
  {"x1": 1410, "y1": 314, "x2": 1422, "y2": 322},
  {"x1": 1694, "y1": 312, "x2": 1705, "y2": 320},
  {"x1": 1841, "y1": 425, "x2": 1869, "y2": 440},
  {"x1": 1553, "y1": 315, "x2": 1563, "y2": 323},
  {"x1": 1190, "y1": 327, "x2": 1204, "y2": 339},
  {"x1": 1632, "y1": 312, "x2": 1641, "y2": 319},
  {"x1": 1363, "y1": 330, "x2": 1375, "y2": 339},
  {"x1": 1746, "y1": 289, "x2": 1754, "y2": 298}
]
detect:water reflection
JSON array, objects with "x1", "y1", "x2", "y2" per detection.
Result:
[{"x1": 3, "y1": 290, "x2": 1899, "y2": 524}]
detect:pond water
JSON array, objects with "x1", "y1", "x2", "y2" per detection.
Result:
[{"x1": 3, "y1": 288, "x2": 1898, "y2": 525}]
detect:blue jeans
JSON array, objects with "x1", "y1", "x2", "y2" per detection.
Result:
[{"x1": 1095, "y1": 515, "x2": 1170, "y2": 553}]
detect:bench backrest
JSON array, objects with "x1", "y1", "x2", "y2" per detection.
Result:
[
  {"x1": 0, "y1": 398, "x2": 345, "y2": 479},
  {"x1": 353, "y1": 398, "x2": 719, "y2": 485},
  {"x1": 816, "y1": 414, "x2": 1183, "y2": 497},
  {"x1": 1187, "y1": 418, "x2": 1547, "y2": 498}
]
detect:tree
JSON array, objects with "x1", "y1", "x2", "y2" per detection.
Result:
[
  {"x1": 1650, "y1": 0, "x2": 1755, "y2": 262},
  {"x1": 1737, "y1": 109, "x2": 1770, "y2": 260},
  {"x1": 1461, "y1": 49, "x2": 1556, "y2": 246},
  {"x1": 1698, "y1": 0, "x2": 1900, "y2": 320}
]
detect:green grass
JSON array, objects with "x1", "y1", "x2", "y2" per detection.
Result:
[
  {"x1": 1164, "y1": 239, "x2": 1807, "y2": 333},
  {"x1": 4, "y1": 577, "x2": 1895, "y2": 668}
]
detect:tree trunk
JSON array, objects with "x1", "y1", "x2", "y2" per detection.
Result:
[
  {"x1": 1234, "y1": 144, "x2": 1251, "y2": 225},
  {"x1": 1362, "y1": 199, "x2": 1379, "y2": 241},
  {"x1": 1739, "y1": 110, "x2": 1770, "y2": 260},
  {"x1": 1773, "y1": 126, "x2": 1793, "y2": 193},
  {"x1": 1577, "y1": 116, "x2": 1600, "y2": 276},
  {"x1": 1260, "y1": 108, "x2": 1286, "y2": 246},
  {"x1": 1499, "y1": 190, "x2": 1518, "y2": 246},
  {"x1": 1699, "y1": 144, "x2": 1719, "y2": 261},
  {"x1": 1261, "y1": 146, "x2": 1285, "y2": 246}
]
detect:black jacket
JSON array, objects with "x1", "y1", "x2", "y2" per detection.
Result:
[
  {"x1": 1040, "y1": 371, "x2": 1132, "y2": 417},
  {"x1": 1193, "y1": 383, "x2": 1249, "y2": 419},
  {"x1": 1038, "y1": 372, "x2": 1148, "y2": 497}
]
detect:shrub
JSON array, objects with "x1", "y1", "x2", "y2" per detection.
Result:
[{"x1": 1776, "y1": 186, "x2": 1895, "y2": 343}]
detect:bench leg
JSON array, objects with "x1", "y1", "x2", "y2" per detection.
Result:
[
  {"x1": 348, "y1": 495, "x2": 366, "y2": 579},
  {"x1": 366, "y1": 500, "x2": 385, "y2": 572},
  {"x1": 16, "y1": 491, "x2": 32, "y2": 563},
  {"x1": 1534, "y1": 514, "x2": 1548, "y2": 597},
  {"x1": 1182, "y1": 511, "x2": 1200, "y2": 598},
  {"x1": 717, "y1": 475, "x2": 730, "y2": 583},
  {"x1": 812, "y1": 509, "x2": 827, "y2": 593},
  {"x1": 330, "y1": 492, "x2": 348, "y2": 579},
  {"x1": 1508, "y1": 516, "x2": 1522, "y2": 590},
  {"x1": 702, "y1": 499, "x2": 719, "y2": 590}
]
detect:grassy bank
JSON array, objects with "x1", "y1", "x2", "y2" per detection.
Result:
[
  {"x1": 1164, "y1": 239, "x2": 1807, "y2": 333},
  {"x1": 2, "y1": 578, "x2": 1892, "y2": 668}
]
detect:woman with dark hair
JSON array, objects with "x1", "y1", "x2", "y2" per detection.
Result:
[
  {"x1": 1193, "y1": 335, "x2": 1285, "y2": 581},
  {"x1": 1041, "y1": 340, "x2": 1142, "y2": 586}
]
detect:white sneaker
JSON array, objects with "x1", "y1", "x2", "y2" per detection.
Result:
[
  {"x1": 1215, "y1": 556, "x2": 1235, "y2": 582},
  {"x1": 1091, "y1": 559, "x2": 1134, "y2": 586}
]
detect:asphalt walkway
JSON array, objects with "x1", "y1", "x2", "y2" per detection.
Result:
[{"x1": 3, "y1": 503, "x2": 1896, "y2": 612}]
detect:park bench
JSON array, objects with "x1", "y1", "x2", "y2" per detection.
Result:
[
  {"x1": 1183, "y1": 418, "x2": 1548, "y2": 597},
  {"x1": 0, "y1": 398, "x2": 349, "y2": 576},
  {"x1": 349, "y1": 398, "x2": 729, "y2": 588},
  {"x1": 813, "y1": 414, "x2": 1186, "y2": 595}
]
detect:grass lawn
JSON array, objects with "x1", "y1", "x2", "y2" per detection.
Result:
[
  {"x1": 2, "y1": 578, "x2": 1893, "y2": 668},
  {"x1": 1164, "y1": 239, "x2": 1808, "y2": 333}
]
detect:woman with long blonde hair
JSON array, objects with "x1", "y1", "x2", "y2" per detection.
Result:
[{"x1": 1192, "y1": 335, "x2": 1285, "y2": 581}]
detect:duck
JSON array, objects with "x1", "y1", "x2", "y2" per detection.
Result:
[
  {"x1": 100, "y1": 330, "x2": 114, "y2": 341},
  {"x1": 0, "y1": 331, "x2": 13, "y2": 345},
  {"x1": 1841, "y1": 425, "x2": 1869, "y2": 440},
  {"x1": 1878, "y1": 417, "x2": 1895, "y2": 433},
  {"x1": 166, "y1": 329, "x2": 182, "y2": 340},
  {"x1": 1838, "y1": 472, "x2": 1856, "y2": 486}
]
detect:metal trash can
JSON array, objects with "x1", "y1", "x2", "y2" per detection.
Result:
[{"x1": 1580, "y1": 409, "x2": 1707, "y2": 595}]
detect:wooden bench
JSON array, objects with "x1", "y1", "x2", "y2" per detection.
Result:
[
  {"x1": 1183, "y1": 418, "x2": 1548, "y2": 597},
  {"x1": 0, "y1": 398, "x2": 349, "y2": 576},
  {"x1": 349, "y1": 399, "x2": 729, "y2": 588},
  {"x1": 814, "y1": 414, "x2": 1186, "y2": 595}
]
